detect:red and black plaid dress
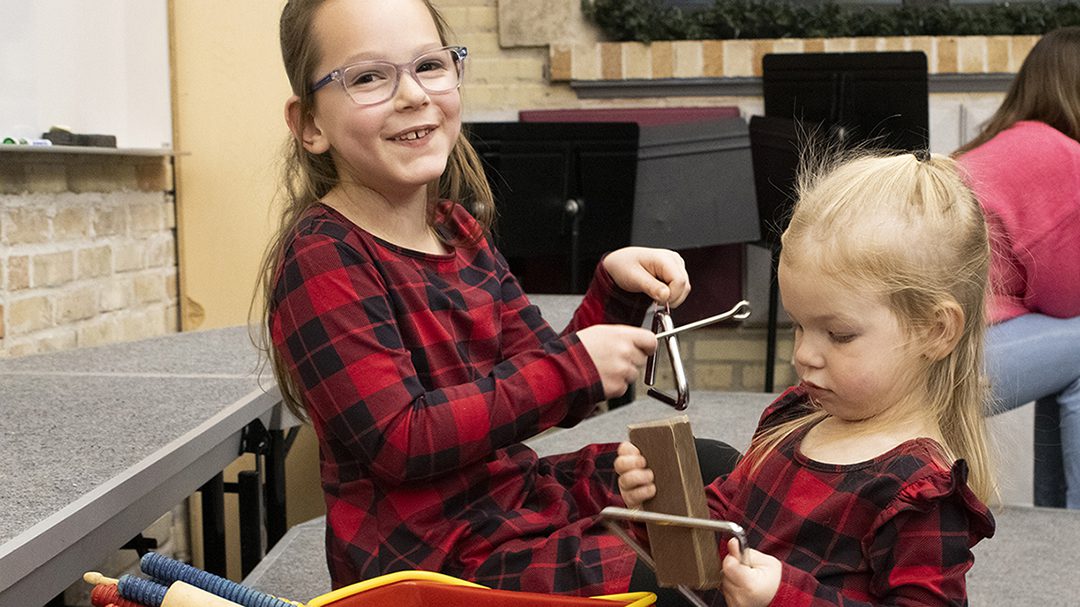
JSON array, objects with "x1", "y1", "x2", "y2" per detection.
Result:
[
  {"x1": 269, "y1": 201, "x2": 651, "y2": 594},
  {"x1": 706, "y1": 387, "x2": 996, "y2": 606}
]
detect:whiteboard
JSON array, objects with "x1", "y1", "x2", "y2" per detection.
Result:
[{"x1": 0, "y1": 0, "x2": 171, "y2": 149}]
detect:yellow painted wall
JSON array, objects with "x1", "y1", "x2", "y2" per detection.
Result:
[
  {"x1": 170, "y1": 0, "x2": 288, "y2": 331},
  {"x1": 169, "y1": 0, "x2": 324, "y2": 581}
]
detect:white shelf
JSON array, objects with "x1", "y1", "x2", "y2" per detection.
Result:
[{"x1": 0, "y1": 145, "x2": 178, "y2": 157}]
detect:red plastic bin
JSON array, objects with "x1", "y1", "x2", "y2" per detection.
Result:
[{"x1": 306, "y1": 571, "x2": 655, "y2": 607}]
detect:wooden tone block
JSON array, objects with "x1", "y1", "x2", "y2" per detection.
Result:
[{"x1": 628, "y1": 415, "x2": 723, "y2": 589}]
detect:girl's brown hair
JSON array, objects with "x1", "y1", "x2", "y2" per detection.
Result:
[
  {"x1": 740, "y1": 152, "x2": 996, "y2": 502},
  {"x1": 253, "y1": 0, "x2": 494, "y2": 419},
  {"x1": 955, "y1": 26, "x2": 1080, "y2": 154}
]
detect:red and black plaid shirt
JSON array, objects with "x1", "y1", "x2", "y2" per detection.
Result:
[
  {"x1": 705, "y1": 387, "x2": 996, "y2": 606},
  {"x1": 269, "y1": 202, "x2": 651, "y2": 594}
]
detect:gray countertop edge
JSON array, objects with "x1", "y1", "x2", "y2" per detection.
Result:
[{"x1": 0, "y1": 386, "x2": 280, "y2": 607}]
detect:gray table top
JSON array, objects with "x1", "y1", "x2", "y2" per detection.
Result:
[
  {"x1": 524, "y1": 294, "x2": 585, "y2": 334},
  {"x1": 528, "y1": 390, "x2": 767, "y2": 457},
  {"x1": 0, "y1": 325, "x2": 265, "y2": 377},
  {"x1": 0, "y1": 326, "x2": 280, "y2": 607}
]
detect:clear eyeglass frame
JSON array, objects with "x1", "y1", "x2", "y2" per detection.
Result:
[{"x1": 309, "y1": 46, "x2": 468, "y2": 107}]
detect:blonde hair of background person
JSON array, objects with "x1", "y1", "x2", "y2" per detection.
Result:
[
  {"x1": 955, "y1": 26, "x2": 1080, "y2": 155},
  {"x1": 617, "y1": 152, "x2": 996, "y2": 607}
]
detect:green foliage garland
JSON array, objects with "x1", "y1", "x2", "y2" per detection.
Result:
[{"x1": 581, "y1": 0, "x2": 1080, "y2": 42}]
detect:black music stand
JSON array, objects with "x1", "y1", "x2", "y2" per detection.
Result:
[
  {"x1": 467, "y1": 121, "x2": 639, "y2": 294},
  {"x1": 753, "y1": 51, "x2": 929, "y2": 392},
  {"x1": 763, "y1": 51, "x2": 929, "y2": 151},
  {"x1": 748, "y1": 115, "x2": 800, "y2": 393}
]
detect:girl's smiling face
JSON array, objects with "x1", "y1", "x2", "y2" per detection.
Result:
[
  {"x1": 778, "y1": 255, "x2": 926, "y2": 423},
  {"x1": 305, "y1": 0, "x2": 461, "y2": 200}
]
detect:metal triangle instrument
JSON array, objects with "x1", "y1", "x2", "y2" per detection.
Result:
[{"x1": 644, "y1": 300, "x2": 751, "y2": 410}]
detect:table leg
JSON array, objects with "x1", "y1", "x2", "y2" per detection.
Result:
[
  {"x1": 200, "y1": 473, "x2": 227, "y2": 577},
  {"x1": 238, "y1": 470, "x2": 263, "y2": 577},
  {"x1": 264, "y1": 429, "x2": 288, "y2": 549}
]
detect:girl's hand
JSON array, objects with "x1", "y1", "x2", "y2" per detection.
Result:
[
  {"x1": 603, "y1": 247, "x2": 691, "y2": 308},
  {"x1": 614, "y1": 441, "x2": 656, "y2": 508},
  {"x1": 721, "y1": 538, "x2": 782, "y2": 607},
  {"x1": 576, "y1": 325, "x2": 657, "y2": 398}
]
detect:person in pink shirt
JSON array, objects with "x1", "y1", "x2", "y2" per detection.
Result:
[{"x1": 955, "y1": 26, "x2": 1080, "y2": 507}]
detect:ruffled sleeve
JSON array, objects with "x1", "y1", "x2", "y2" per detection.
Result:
[
  {"x1": 877, "y1": 460, "x2": 996, "y2": 544},
  {"x1": 861, "y1": 459, "x2": 996, "y2": 604},
  {"x1": 768, "y1": 458, "x2": 995, "y2": 606}
]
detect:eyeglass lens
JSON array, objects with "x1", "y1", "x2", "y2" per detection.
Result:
[{"x1": 341, "y1": 48, "x2": 461, "y2": 105}]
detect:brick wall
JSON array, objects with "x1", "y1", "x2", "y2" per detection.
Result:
[
  {"x1": 0, "y1": 150, "x2": 180, "y2": 358},
  {"x1": 436, "y1": 0, "x2": 579, "y2": 120},
  {"x1": 550, "y1": 35, "x2": 1039, "y2": 81},
  {"x1": 442, "y1": 1, "x2": 1033, "y2": 118}
]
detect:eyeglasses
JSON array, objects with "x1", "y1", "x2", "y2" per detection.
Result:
[{"x1": 309, "y1": 46, "x2": 467, "y2": 106}]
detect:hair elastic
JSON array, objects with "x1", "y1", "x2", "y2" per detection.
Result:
[{"x1": 913, "y1": 149, "x2": 931, "y2": 162}]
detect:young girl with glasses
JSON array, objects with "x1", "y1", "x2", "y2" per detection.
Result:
[
  {"x1": 258, "y1": 0, "x2": 693, "y2": 596},
  {"x1": 617, "y1": 152, "x2": 997, "y2": 606}
]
